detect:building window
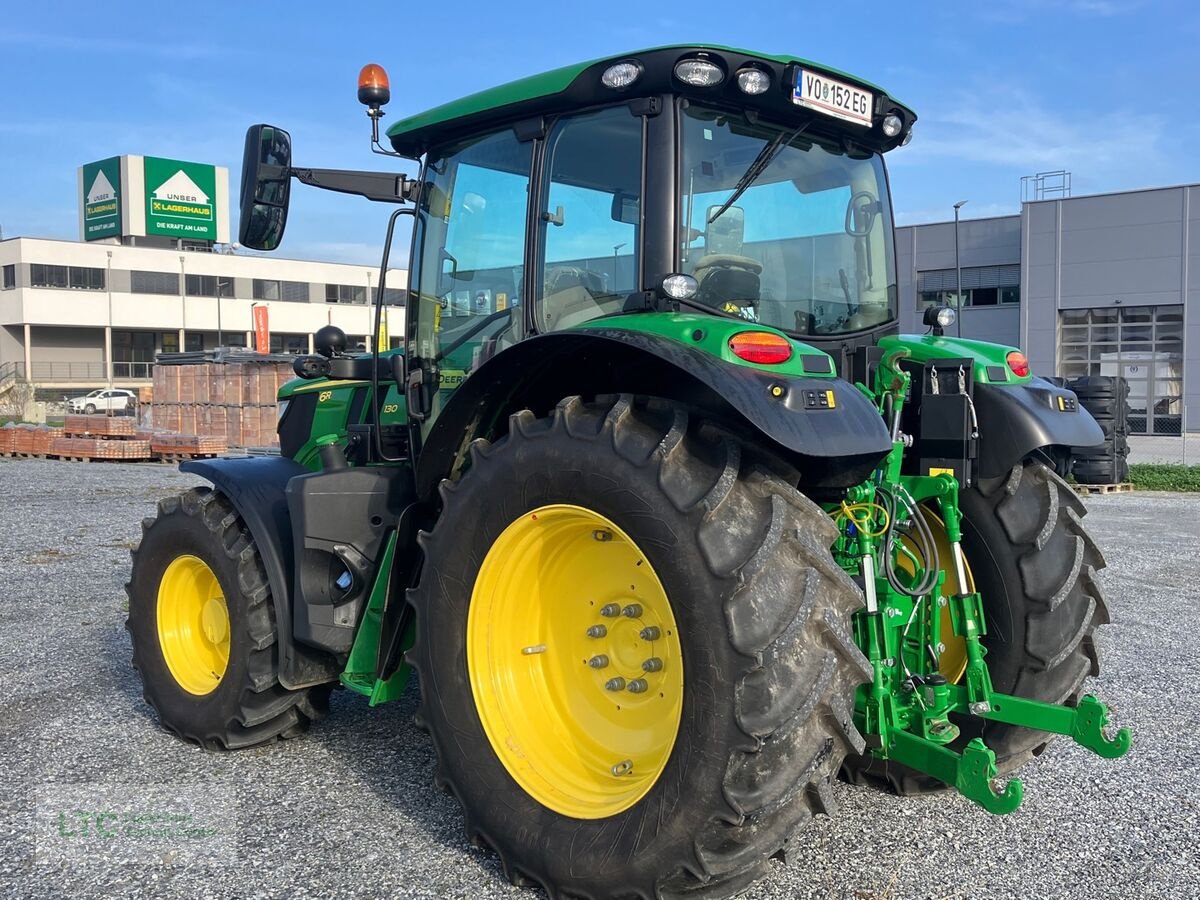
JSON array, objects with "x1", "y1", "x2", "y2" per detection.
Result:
[
  {"x1": 186, "y1": 274, "x2": 233, "y2": 297},
  {"x1": 1058, "y1": 305, "x2": 1183, "y2": 435},
  {"x1": 281, "y1": 280, "x2": 309, "y2": 302},
  {"x1": 31, "y1": 263, "x2": 69, "y2": 288},
  {"x1": 372, "y1": 287, "x2": 407, "y2": 305},
  {"x1": 68, "y1": 266, "x2": 105, "y2": 290},
  {"x1": 325, "y1": 283, "x2": 367, "y2": 304},
  {"x1": 161, "y1": 332, "x2": 180, "y2": 354},
  {"x1": 269, "y1": 333, "x2": 308, "y2": 354},
  {"x1": 131, "y1": 270, "x2": 180, "y2": 295},
  {"x1": 919, "y1": 287, "x2": 1020, "y2": 308},
  {"x1": 2, "y1": 265, "x2": 14, "y2": 290},
  {"x1": 185, "y1": 333, "x2": 204, "y2": 352},
  {"x1": 253, "y1": 279, "x2": 281, "y2": 300},
  {"x1": 918, "y1": 265, "x2": 1020, "y2": 308}
]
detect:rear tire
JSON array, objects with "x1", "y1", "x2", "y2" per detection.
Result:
[
  {"x1": 407, "y1": 395, "x2": 870, "y2": 899},
  {"x1": 843, "y1": 459, "x2": 1109, "y2": 793},
  {"x1": 127, "y1": 487, "x2": 331, "y2": 749}
]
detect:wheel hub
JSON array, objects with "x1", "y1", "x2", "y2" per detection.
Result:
[
  {"x1": 467, "y1": 504, "x2": 684, "y2": 819},
  {"x1": 156, "y1": 554, "x2": 230, "y2": 696}
]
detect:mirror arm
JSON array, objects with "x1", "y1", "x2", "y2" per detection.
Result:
[{"x1": 288, "y1": 167, "x2": 417, "y2": 204}]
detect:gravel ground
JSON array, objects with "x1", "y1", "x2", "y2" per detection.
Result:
[{"x1": 1, "y1": 457, "x2": 1197, "y2": 899}]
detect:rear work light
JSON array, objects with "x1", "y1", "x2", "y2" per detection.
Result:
[
  {"x1": 729, "y1": 331, "x2": 793, "y2": 365},
  {"x1": 1006, "y1": 350, "x2": 1030, "y2": 377}
]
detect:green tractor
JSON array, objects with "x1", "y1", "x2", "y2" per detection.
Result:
[{"x1": 127, "y1": 46, "x2": 1129, "y2": 898}]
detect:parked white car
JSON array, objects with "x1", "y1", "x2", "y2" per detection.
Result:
[{"x1": 67, "y1": 389, "x2": 137, "y2": 415}]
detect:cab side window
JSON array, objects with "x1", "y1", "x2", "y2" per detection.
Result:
[
  {"x1": 412, "y1": 129, "x2": 532, "y2": 427},
  {"x1": 537, "y1": 106, "x2": 643, "y2": 332}
]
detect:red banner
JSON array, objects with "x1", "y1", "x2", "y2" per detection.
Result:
[{"x1": 253, "y1": 305, "x2": 270, "y2": 353}]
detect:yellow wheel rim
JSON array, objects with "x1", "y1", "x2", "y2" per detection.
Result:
[
  {"x1": 467, "y1": 504, "x2": 684, "y2": 819},
  {"x1": 156, "y1": 554, "x2": 230, "y2": 696},
  {"x1": 895, "y1": 508, "x2": 972, "y2": 682}
]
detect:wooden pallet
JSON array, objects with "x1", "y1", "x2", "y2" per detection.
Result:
[
  {"x1": 153, "y1": 452, "x2": 221, "y2": 464},
  {"x1": 1073, "y1": 482, "x2": 1134, "y2": 494}
]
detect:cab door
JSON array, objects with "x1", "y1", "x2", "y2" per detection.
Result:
[
  {"x1": 533, "y1": 105, "x2": 646, "y2": 333},
  {"x1": 406, "y1": 128, "x2": 535, "y2": 437}
]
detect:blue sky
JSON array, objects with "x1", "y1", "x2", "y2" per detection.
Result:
[{"x1": 1, "y1": 0, "x2": 1196, "y2": 264}]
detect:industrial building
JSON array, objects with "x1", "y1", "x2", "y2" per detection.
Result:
[
  {"x1": 0, "y1": 236, "x2": 405, "y2": 390},
  {"x1": 897, "y1": 181, "x2": 1197, "y2": 435},
  {"x1": 0, "y1": 152, "x2": 403, "y2": 395}
]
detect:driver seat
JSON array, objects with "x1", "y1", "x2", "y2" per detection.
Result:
[
  {"x1": 542, "y1": 266, "x2": 614, "y2": 331},
  {"x1": 692, "y1": 254, "x2": 762, "y2": 309}
]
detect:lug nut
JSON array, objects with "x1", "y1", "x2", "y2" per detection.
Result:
[
  {"x1": 605, "y1": 677, "x2": 626, "y2": 691},
  {"x1": 593, "y1": 529, "x2": 613, "y2": 542},
  {"x1": 611, "y1": 759, "x2": 633, "y2": 776},
  {"x1": 639, "y1": 626, "x2": 661, "y2": 641},
  {"x1": 626, "y1": 678, "x2": 649, "y2": 693},
  {"x1": 588, "y1": 655, "x2": 610, "y2": 669},
  {"x1": 600, "y1": 603, "x2": 621, "y2": 617},
  {"x1": 622, "y1": 604, "x2": 643, "y2": 618},
  {"x1": 586, "y1": 625, "x2": 608, "y2": 638},
  {"x1": 641, "y1": 657, "x2": 663, "y2": 672}
]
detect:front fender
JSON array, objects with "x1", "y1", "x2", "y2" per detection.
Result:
[
  {"x1": 414, "y1": 329, "x2": 892, "y2": 499},
  {"x1": 975, "y1": 378, "x2": 1104, "y2": 478},
  {"x1": 180, "y1": 456, "x2": 340, "y2": 689}
]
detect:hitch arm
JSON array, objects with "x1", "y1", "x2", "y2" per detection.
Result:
[{"x1": 963, "y1": 690, "x2": 1132, "y2": 759}]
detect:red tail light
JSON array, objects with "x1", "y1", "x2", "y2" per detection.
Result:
[
  {"x1": 1006, "y1": 350, "x2": 1030, "y2": 378},
  {"x1": 729, "y1": 331, "x2": 792, "y2": 365}
]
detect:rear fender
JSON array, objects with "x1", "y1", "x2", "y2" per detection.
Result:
[
  {"x1": 974, "y1": 378, "x2": 1104, "y2": 478},
  {"x1": 179, "y1": 456, "x2": 341, "y2": 689},
  {"x1": 414, "y1": 329, "x2": 893, "y2": 500}
]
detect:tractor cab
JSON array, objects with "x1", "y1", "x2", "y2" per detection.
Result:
[
  {"x1": 240, "y1": 46, "x2": 914, "y2": 439},
  {"x1": 389, "y1": 48, "x2": 911, "y2": 373}
]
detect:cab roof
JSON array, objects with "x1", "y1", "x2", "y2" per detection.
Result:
[{"x1": 386, "y1": 44, "x2": 916, "y2": 158}]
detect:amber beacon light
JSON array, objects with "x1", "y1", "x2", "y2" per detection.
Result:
[{"x1": 358, "y1": 63, "x2": 391, "y2": 108}]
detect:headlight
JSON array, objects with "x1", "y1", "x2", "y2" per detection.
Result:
[
  {"x1": 674, "y1": 59, "x2": 724, "y2": 87},
  {"x1": 900, "y1": 126, "x2": 914, "y2": 147},
  {"x1": 661, "y1": 274, "x2": 699, "y2": 300},
  {"x1": 882, "y1": 114, "x2": 903, "y2": 138},
  {"x1": 735, "y1": 68, "x2": 770, "y2": 95},
  {"x1": 923, "y1": 305, "x2": 956, "y2": 330},
  {"x1": 601, "y1": 61, "x2": 642, "y2": 89}
]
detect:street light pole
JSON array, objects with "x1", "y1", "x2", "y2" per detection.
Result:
[
  {"x1": 216, "y1": 280, "x2": 229, "y2": 350},
  {"x1": 953, "y1": 200, "x2": 968, "y2": 337}
]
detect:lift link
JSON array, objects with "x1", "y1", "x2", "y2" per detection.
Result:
[{"x1": 834, "y1": 345, "x2": 1130, "y2": 815}]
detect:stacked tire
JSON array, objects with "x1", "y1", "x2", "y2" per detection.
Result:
[{"x1": 1069, "y1": 376, "x2": 1130, "y2": 484}]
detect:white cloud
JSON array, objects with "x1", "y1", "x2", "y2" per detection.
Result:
[{"x1": 893, "y1": 84, "x2": 1167, "y2": 178}]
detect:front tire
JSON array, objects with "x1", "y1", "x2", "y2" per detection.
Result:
[
  {"x1": 126, "y1": 487, "x2": 330, "y2": 749},
  {"x1": 84, "y1": 403, "x2": 96, "y2": 414},
  {"x1": 407, "y1": 395, "x2": 870, "y2": 899}
]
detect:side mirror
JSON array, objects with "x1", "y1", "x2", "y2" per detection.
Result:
[
  {"x1": 611, "y1": 192, "x2": 639, "y2": 225},
  {"x1": 705, "y1": 205, "x2": 745, "y2": 255},
  {"x1": 239, "y1": 124, "x2": 292, "y2": 251}
]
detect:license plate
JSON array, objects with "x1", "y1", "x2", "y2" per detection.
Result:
[{"x1": 792, "y1": 68, "x2": 873, "y2": 127}]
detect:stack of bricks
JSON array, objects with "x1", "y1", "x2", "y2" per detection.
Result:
[
  {"x1": 63, "y1": 415, "x2": 137, "y2": 437},
  {"x1": 150, "y1": 433, "x2": 227, "y2": 459},
  {"x1": 153, "y1": 361, "x2": 292, "y2": 448},
  {"x1": 5, "y1": 424, "x2": 64, "y2": 457},
  {"x1": 50, "y1": 414, "x2": 151, "y2": 461},
  {"x1": 0, "y1": 424, "x2": 17, "y2": 455},
  {"x1": 50, "y1": 436, "x2": 153, "y2": 461}
]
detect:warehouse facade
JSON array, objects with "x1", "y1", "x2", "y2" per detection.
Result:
[
  {"x1": 0, "y1": 236, "x2": 405, "y2": 390},
  {"x1": 896, "y1": 182, "x2": 1197, "y2": 435}
]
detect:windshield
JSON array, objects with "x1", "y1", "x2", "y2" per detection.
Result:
[{"x1": 679, "y1": 104, "x2": 896, "y2": 337}]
